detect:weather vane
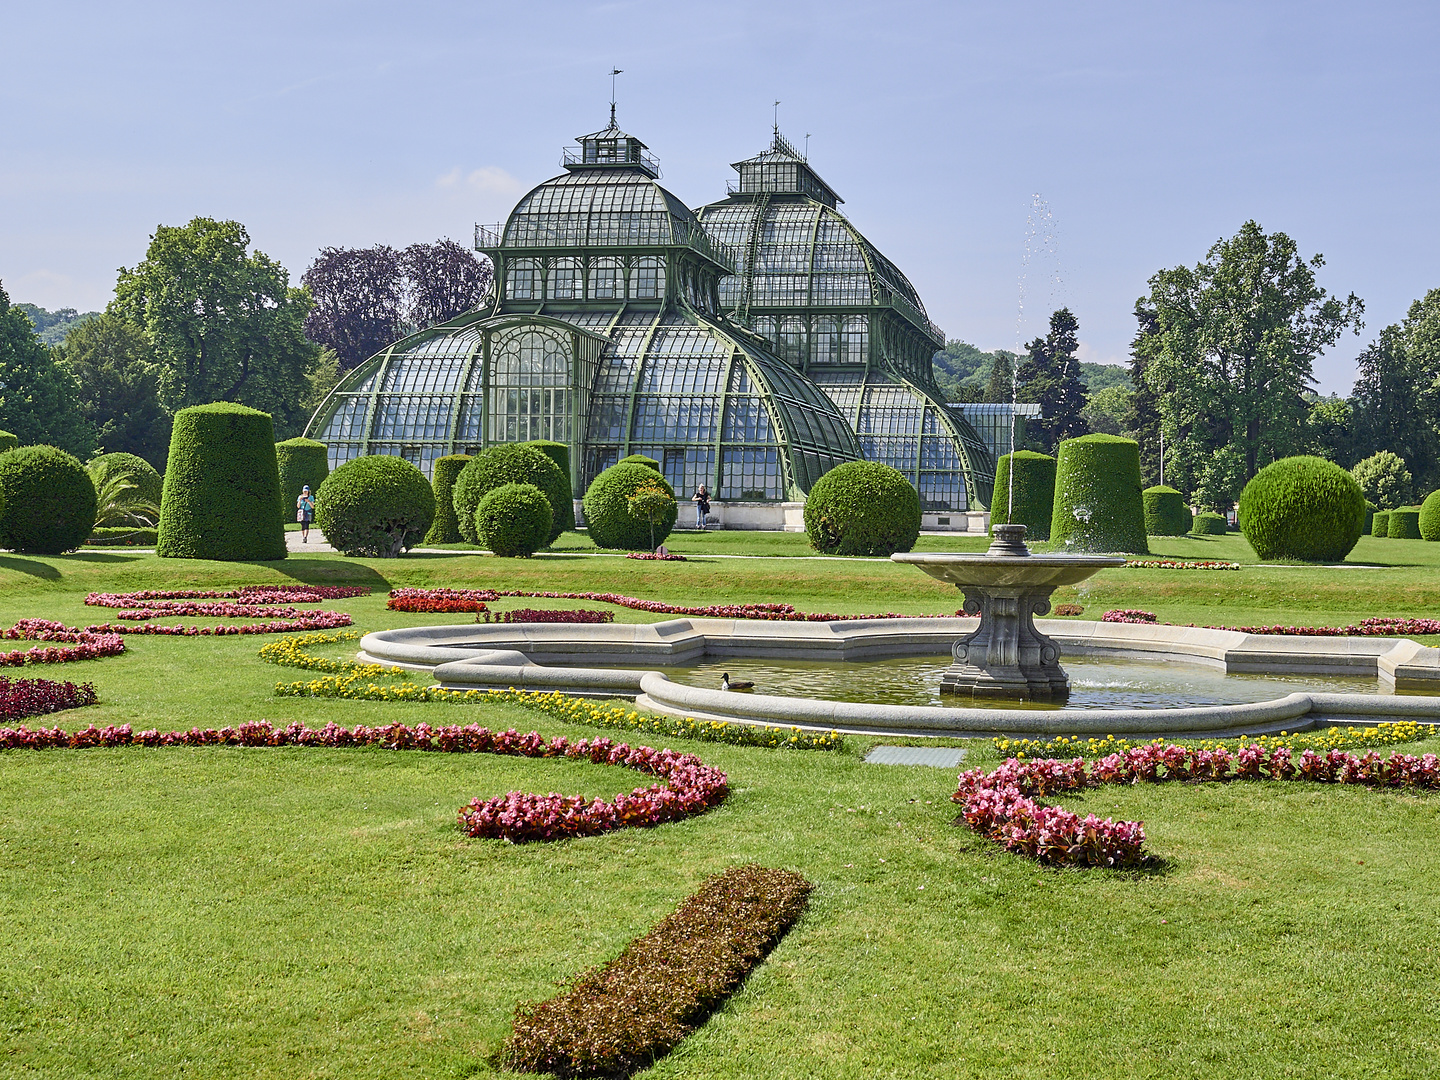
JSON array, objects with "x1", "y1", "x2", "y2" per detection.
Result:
[
  {"x1": 773, "y1": 99, "x2": 781, "y2": 133},
  {"x1": 610, "y1": 68, "x2": 623, "y2": 125}
]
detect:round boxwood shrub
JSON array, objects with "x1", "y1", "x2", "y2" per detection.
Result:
[
  {"x1": 1143, "y1": 485, "x2": 1191, "y2": 537},
  {"x1": 315, "y1": 454, "x2": 434, "y2": 557},
  {"x1": 583, "y1": 462, "x2": 679, "y2": 550},
  {"x1": 453, "y1": 445, "x2": 568, "y2": 546},
  {"x1": 275, "y1": 438, "x2": 329, "y2": 525},
  {"x1": 424, "y1": 454, "x2": 471, "y2": 544},
  {"x1": 1049, "y1": 434, "x2": 1149, "y2": 554},
  {"x1": 1372, "y1": 511, "x2": 1391, "y2": 538},
  {"x1": 988, "y1": 451, "x2": 1055, "y2": 541},
  {"x1": 525, "y1": 440, "x2": 573, "y2": 532},
  {"x1": 1388, "y1": 507, "x2": 1422, "y2": 539},
  {"x1": 1419, "y1": 491, "x2": 1440, "y2": 541},
  {"x1": 157, "y1": 403, "x2": 286, "y2": 561},
  {"x1": 88, "y1": 452, "x2": 163, "y2": 507},
  {"x1": 0, "y1": 445, "x2": 94, "y2": 554},
  {"x1": 0, "y1": 432, "x2": 17, "y2": 454},
  {"x1": 1190, "y1": 511, "x2": 1228, "y2": 535},
  {"x1": 1237, "y1": 455, "x2": 1366, "y2": 563},
  {"x1": 619, "y1": 454, "x2": 661, "y2": 472},
  {"x1": 475, "y1": 483, "x2": 552, "y2": 557},
  {"x1": 803, "y1": 461, "x2": 921, "y2": 556}
]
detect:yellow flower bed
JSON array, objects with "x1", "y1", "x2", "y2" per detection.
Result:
[
  {"x1": 994, "y1": 721, "x2": 1438, "y2": 760},
  {"x1": 258, "y1": 631, "x2": 408, "y2": 679}
]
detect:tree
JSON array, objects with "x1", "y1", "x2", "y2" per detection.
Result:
[
  {"x1": 1015, "y1": 308, "x2": 1089, "y2": 450},
  {"x1": 1303, "y1": 395, "x2": 1354, "y2": 464},
  {"x1": 1126, "y1": 300, "x2": 1165, "y2": 486},
  {"x1": 13, "y1": 304, "x2": 100, "y2": 346},
  {"x1": 0, "y1": 281, "x2": 95, "y2": 456},
  {"x1": 1081, "y1": 383, "x2": 1132, "y2": 436},
  {"x1": 55, "y1": 313, "x2": 171, "y2": 468},
  {"x1": 983, "y1": 352, "x2": 1014, "y2": 403},
  {"x1": 400, "y1": 239, "x2": 492, "y2": 331},
  {"x1": 1350, "y1": 451, "x2": 1412, "y2": 510},
  {"x1": 111, "y1": 218, "x2": 321, "y2": 438},
  {"x1": 1138, "y1": 221, "x2": 1364, "y2": 509},
  {"x1": 1349, "y1": 288, "x2": 1440, "y2": 491}
]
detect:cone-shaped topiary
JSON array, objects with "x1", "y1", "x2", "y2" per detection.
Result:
[
  {"x1": 1420, "y1": 491, "x2": 1440, "y2": 542},
  {"x1": 1049, "y1": 434, "x2": 1149, "y2": 553},
  {"x1": 0, "y1": 432, "x2": 17, "y2": 453},
  {"x1": 583, "y1": 462, "x2": 678, "y2": 550},
  {"x1": 1143, "y1": 485, "x2": 1191, "y2": 536},
  {"x1": 157, "y1": 403, "x2": 286, "y2": 561},
  {"x1": 475, "y1": 482, "x2": 552, "y2": 557},
  {"x1": 1238, "y1": 455, "x2": 1366, "y2": 562},
  {"x1": 0, "y1": 445, "x2": 94, "y2": 554},
  {"x1": 1190, "y1": 511, "x2": 1227, "y2": 535},
  {"x1": 1388, "y1": 507, "x2": 1422, "y2": 539},
  {"x1": 988, "y1": 451, "x2": 1056, "y2": 540},
  {"x1": 275, "y1": 438, "x2": 329, "y2": 525},
  {"x1": 1372, "y1": 511, "x2": 1391, "y2": 537},
  {"x1": 804, "y1": 461, "x2": 921, "y2": 556},
  {"x1": 619, "y1": 454, "x2": 661, "y2": 472},
  {"x1": 424, "y1": 454, "x2": 472, "y2": 544},
  {"x1": 88, "y1": 452, "x2": 162, "y2": 507},
  {"x1": 524, "y1": 441, "x2": 573, "y2": 532},
  {"x1": 315, "y1": 455, "x2": 434, "y2": 557},
  {"x1": 453, "y1": 445, "x2": 567, "y2": 546}
]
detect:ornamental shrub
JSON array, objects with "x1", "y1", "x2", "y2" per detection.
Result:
[
  {"x1": 1143, "y1": 485, "x2": 1191, "y2": 536},
  {"x1": 474, "y1": 483, "x2": 552, "y2": 557},
  {"x1": 315, "y1": 454, "x2": 434, "y2": 557},
  {"x1": 1237, "y1": 455, "x2": 1365, "y2": 562},
  {"x1": 87, "y1": 452, "x2": 162, "y2": 507},
  {"x1": 453, "y1": 444, "x2": 567, "y2": 546},
  {"x1": 1350, "y1": 450, "x2": 1412, "y2": 510},
  {"x1": 424, "y1": 454, "x2": 471, "y2": 544},
  {"x1": 1372, "y1": 511, "x2": 1391, "y2": 538},
  {"x1": 0, "y1": 446, "x2": 95, "y2": 554},
  {"x1": 0, "y1": 432, "x2": 17, "y2": 453},
  {"x1": 988, "y1": 451, "x2": 1055, "y2": 540},
  {"x1": 619, "y1": 453, "x2": 661, "y2": 472},
  {"x1": 1420, "y1": 491, "x2": 1440, "y2": 542},
  {"x1": 1388, "y1": 507, "x2": 1422, "y2": 539},
  {"x1": 157, "y1": 403, "x2": 287, "y2": 561},
  {"x1": 804, "y1": 460, "x2": 921, "y2": 556},
  {"x1": 524, "y1": 440, "x2": 573, "y2": 532},
  {"x1": 1190, "y1": 511, "x2": 1227, "y2": 535},
  {"x1": 1049, "y1": 434, "x2": 1149, "y2": 553},
  {"x1": 583, "y1": 462, "x2": 678, "y2": 550},
  {"x1": 1363, "y1": 500, "x2": 1377, "y2": 535},
  {"x1": 627, "y1": 482, "x2": 678, "y2": 551},
  {"x1": 275, "y1": 438, "x2": 329, "y2": 524}
]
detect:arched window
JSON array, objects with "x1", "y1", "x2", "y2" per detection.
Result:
[
  {"x1": 629, "y1": 256, "x2": 666, "y2": 300},
  {"x1": 548, "y1": 257, "x2": 580, "y2": 300},
  {"x1": 506, "y1": 258, "x2": 540, "y2": 300},
  {"x1": 812, "y1": 317, "x2": 839, "y2": 365},
  {"x1": 588, "y1": 257, "x2": 622, "y2": 300},
  {"x1": 839, "y1": 316, "x2": 868, "y2": 363}
]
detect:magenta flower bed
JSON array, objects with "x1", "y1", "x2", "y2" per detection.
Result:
[
  {"x1": 625, "y1": 552, "x2": 687, "y2": 561},
  {"x1": 479, "y1": 609, "x2": 615, "y2": 625},
  {"x1": 81, "y1": 586, "x2": 365, "y2": 634},
  {"x1": 1102, "y1": 609, "x2": 1440, "y2": 636},
  {"x1": 1121, "y1": 559, "x2": 1241, "y2": 570},
  {"x1": 0, "y1": 620, "x2": 126, "y2": 664},
  {"x1": 1101, "y1": 609, "x2": 1158, "y2": 624},
  {"x1": 0, "y1": 676, "x2": 98, "y2": 724},
  {"x1": 388, "y1": 587, "x2": 928, "y2": 622}
]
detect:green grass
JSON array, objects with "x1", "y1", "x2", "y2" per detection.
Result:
[{"x1": 2, "y1": 542, "x2": 1440, "y2": 1077}]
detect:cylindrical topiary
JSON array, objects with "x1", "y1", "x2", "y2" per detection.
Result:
[
  {"x1": 803, "y1": 461, "x2": 921, "y2": 556},
  {"x1": 1388, "y1": 507, "x2": 1422, "y2": 539},
  {"x1": 524, "y1": 440, "x2": 574, "y2": 532},
  {"x1": 88, "y1": 452, "x2": 163, "y2": 507},
  {"x1": 1420, "y1": 491, "x2": 1440, "y2": 542},
  {"x1": 424, "y1": 454, "x2": 472, "y2": 544},
  {"x1": 1237, "y1": 455, "x2": 1366, "y2": 563},
  {"x1": 315, "y1": 454, "x2": 434, "y2": 557},
  {"x1": 1190, "y1": 511, "x2": 1227, "y2": 535},
  {"x1": 0, "y1": 432, "x2": 17, "y2": 453},
  {"x1": 619, "y1": 454, "x2": 661, "y2": 472},
  {"x1": 1363, "y1": 501, "x2": 1377, "y2": 536},
  {"x1": 1049, "y1": 434, "x2": 1149, "y2": 554},
  {"x1": 1372, "y1": 511, "x2": 1391, "y2": 538},
  {"x1": 275, "y1": 438, "x2": 329, "y2": 525},
  {"x1": 0, "y1": 445, "x2": 94, "y2": 554},
  {"x1": 1143, "y1": 485, "x2": 1191, "y2": 537},
  {"x1": 157, "y1": 403, "x2": 286, "y2": 561},
  {"x1": 583, "y1": 462, "x2": 679, "y2": 550},
  {"x1": 453, "y1": 444, "x2": 568, "y2": 546},
  {"x1": 475, "y1": 483, "x2": 552, "y2": 557},
  {"x1": 988, "y1": 451, "x2": 1056, "y2": 540}
]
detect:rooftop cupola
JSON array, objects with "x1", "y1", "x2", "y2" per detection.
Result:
[
  {"x1": 563, "y1": 106, "x2": 661, "y2": 178},
  {"x1": 729, "y1": 129, "x2": 841, "y2": 208}
]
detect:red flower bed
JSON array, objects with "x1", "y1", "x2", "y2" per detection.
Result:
[
  {"x1": 80, "y1": 586, "x2": 364, "y2": 634},
  {"x1": 0, "y1": 675, "x2": 98, "y2": 725},
  {"x1": 1102, "y1": 609, "x2": 1440, "y2": 636},
  {"x1": 1101, "y1": 609, "x2": 1158, "y2": 624},
  {"x1": 1122, "y1": 560, "x2": 1241, "y2": 570},
  {"x1": 479, "y1": 609, "x2": 615, "y2": 625},
  {"x1": 0, "y1": 620, "x2": 126, "y2": 664},
  {"x1": 625, "y1": 552, "x2": 688, "y2": 561},
  {"x1": 387, "y1": 587, "x2": 929, "y2": 622},
  {"x1": 84, "y1": 586, "x2": 368, "y2": 607}
]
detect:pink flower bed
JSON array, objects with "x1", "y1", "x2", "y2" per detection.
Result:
[
  {"x1": 387, "y1": 587, "x2": 928, "y2": 622},
  {"x1": 1101, "y1": 609, "x2": 1158, "y2": 624},
  {"x1": 81, "y1": 586, "x2": 364, "y2": 634},
  {"x1": 0, "y1": 620, "x2": 126, "y2": 664},
  {"x1": 1102, "y1": 610, "x2": 1440, "y2": 636},
  {"x1": 1122, "y1": 559, "x2": 1241, "y2": 570},
  {"x1": 0, "y1": 675, "x2": 98, "y2": 724},
  {"x1": 625, "y1": 552, "x2": 687, "y2": 561},
  {"x1": 954, "y1": 743, "x2": 1440, "y2": 868},
  {"x1": 478, "y1": 609, "x2": 615, "y2": 625}
]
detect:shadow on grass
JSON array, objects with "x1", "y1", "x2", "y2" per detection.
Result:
[
  {"x1": 61, "y1": 552, "x2": 142, "y2": 564},
  {"x1": 0, "y1": 555, "x2": 62, "y2": 579},
  {"x1": 241, "y1": 557, "x2": 394, "y2": 592}
]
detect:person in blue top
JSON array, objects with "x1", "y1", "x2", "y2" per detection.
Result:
[{"x1": 296, "y1": 485, "x2": 316, "y2": 543}]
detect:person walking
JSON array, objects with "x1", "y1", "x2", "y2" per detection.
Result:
[
  {"x1": 296, "y1": 484, "x2": 316, "y2": 543},
  {"x1": 691, "y1": 484, "x2": 710, "y2": 529}
]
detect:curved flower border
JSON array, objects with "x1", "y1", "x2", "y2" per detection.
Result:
[
  {"x1": 388, "y1": 587, "x2": 931, "y2": 622},
  {"x1": 81, "y1": 586, "x2": 367, "y2": 635},
  {"x1": 0, "y1": 620, "x2": 126, "y2": 665},
  {"x1": 1103, "y1": 609, "x2": 1440, "y2": 636}
]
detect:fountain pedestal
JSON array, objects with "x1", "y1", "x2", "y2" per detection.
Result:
[{"x1": 893, "y1": 525, "x2": 1124, "y2": 701}]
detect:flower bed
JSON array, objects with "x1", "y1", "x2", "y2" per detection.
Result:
[
  {"x1": 257, "y1": 632, "x2": 403, "y2": 677},
  {"x1": 81, "y1": 586, "x2": 365, "y2": 634},
  {"x1": 0, "y1": 676, "x2": 98, "y2": 725},
  {"x1": 478, "y1": 608, "x2": 615, "y2": 624},
  {"x1": 994, "y1": 721, "x2": 1437, "y2": 760},
  {"x1": 1102, "y1": 609, "x2": 1440, "y2": 636},
  {"x1": 505, "y1": 865, "x2": 810, "y2": 1077},
  {"x1": 387, "y1": 587, "x2": 928, "y2": 622},
  {"x1": 1101, "y1": 609, "x2": 1158, "y2": 624},
  {"x1": 0, "y1": 620, "x2": 126, "y2": 665},
  {"x1": 1122, "y1": 559, "x2": 1241, "y2": 570},
  {"x1": 624, "y1": 551, "x2": 687, "y2": 561},
  {"x1": 1052, "y1": 603, "x2": 1084, "y2": 617}
]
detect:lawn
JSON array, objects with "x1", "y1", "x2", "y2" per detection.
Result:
[{"x1": 2, "y1": 535, "x2": 1439, "y2": 1078}]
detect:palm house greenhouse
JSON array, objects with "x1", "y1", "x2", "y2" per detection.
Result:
[{"x1": 306, "y1": 116, "x2": 1000, "y2": 530}]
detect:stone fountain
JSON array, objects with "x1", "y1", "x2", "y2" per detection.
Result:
[{"x1": 892, "y1": 524, "x2": 1123, "y2": 700}]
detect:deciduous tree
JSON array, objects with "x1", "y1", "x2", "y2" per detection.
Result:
[
  {"x1": 0, "y1": 282, "x2": 95, "y2": 457},
  {"x1": 55, "y1": 313, "x2": 170, "y2": 468}
]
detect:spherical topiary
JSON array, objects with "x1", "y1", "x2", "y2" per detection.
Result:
[
  {"x1": 1049, "y1": 434, "x2": 1149, "y2": 553},
  {"x1": 88, "y1": 452, "x2": 163, "y2": 507},
  {"x1": 453, "y1": 444, "x2": 567, "y2": 546},
  {"x1": 583, "y1": 462, "x2": 679, "y2": 550},
  {"x1": 619, "y1": 454, "x2": 661, "y2": 472},
  {"x1": 424, "y1": 454, "x2": 471, "y2": 544},
  {"x1": 1388, "y1": 507, "x2": 1422, "y2": 540},
  {"x1": 0, "y1": 432, "x2": 17, "y2": 453},
  {"x1": 524, "y1": 440, "x2": 573, "y2": 532},
  {"x1": 1419, "y1": 492, "x2": 1440, "y2": 541},
  {"x1": 475, "y1": 483, "x2": 552, "y2": 557},
  {"x1": 988, "y1": 451, "x2": 1055, "y2": 541},
  {"x1": 1237, "y1": 455, "x2": 1366, "y2": 563},
  {"x1": 275, "y1": 438, "x2": 329, "y2": 525},
  {"x1": 803, "y1": 461, "x2": 921, "y2": 556},
  {"x1": 315, "y1": 455, "x2": 434, "y2": 557},
  {"x1": 1142, "y1": 485, "x2": 1190, "y2": 537},
  {"x1": 0, "y1": 445, "x2": 94, "y2": 554},
  {"x1": 157, "y1": 403, "x2": 286, "y2": 561},
  {"x1": 1190, "y1": 511, "x2": 1227, "y2": 535},
  {"x1": 1372, "y1": 511, "x2": 1391, "y2": 538}
]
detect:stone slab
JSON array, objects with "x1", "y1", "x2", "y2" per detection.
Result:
[{"x1": 864, "y1": 746, "x2": 967, "y2": 768}]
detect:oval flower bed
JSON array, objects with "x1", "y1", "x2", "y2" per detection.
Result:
[{"x1": 82, "y1": 586, "x2": 367, "y2": 634}]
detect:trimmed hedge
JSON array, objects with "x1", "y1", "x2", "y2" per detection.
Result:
[
  {"x1": 475, "y1": 483, "x2": 552, "y2": 557},
  {"x1": 804, "y1": 460, "x2": 921, "y2": 556},
  {"x1": 275, "y1": 438, "x2": 329, "y2": 525},
  {"x1": 88, "y1": 452, "x2": 163, "y2": 507},
  {"x1": 0, "y1": 446, "x2": 95, "y2": 554},
  {"x1": 524, "y1": 440, "x2": 573, "y2": 531},
  {"x1": 1143, "y1": 485, "x2": 1191, "y2": 536},
  {"x1": 1363, "y1": 501, "x2": 1377, "y2": 535},
  {"x1": 1372, "y1": 511, "x2": 1391, "y2": 538},
  {"x1": 988, "y1": 451, "x2": 1055, "y2": 540},
  {"x1": 0, "y1": 432, "x2": 16, "y2": 453},
  {"x1": 1420, "y1": 491, "x2": 1440, "y2": 542},
  {"x1": 85, "y1": 526, "x2": 158, "y2": 547},
  {"x1": 619, "y1": 454, "x2": 661, "y2": 472},
  {"x1": 157, "y1": 403, "x2": 287, "y2": 561},
  {"x1": 1237, "y1": 455, "x2": 1366, "y2": 563},
  {"x1": 583, "y1": 462, "x2": 678, "y2": 550},
  {"x1": 1191, "y1": 511, "x2": 1228, "y2": 535},
  {"x1": 1049, "y1": 434, "x2": 1149, "y2": 554},
  {"x1": 315, "y1": 454, "x2": 434, "y2": 557},
  {"x1": 424, "y1": 454, "x2": 471, "y2": 544},
  {"x1": 1388, "y1": 507, "x2": 1422, "y2": 540},
  {"x1": 453, "y1": 445, "x2": 568, "y2": 546}
]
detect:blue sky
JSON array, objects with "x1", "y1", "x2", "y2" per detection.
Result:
[{"x1": 4, "y1": 0, "x2": 1436, "y2": 393}]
